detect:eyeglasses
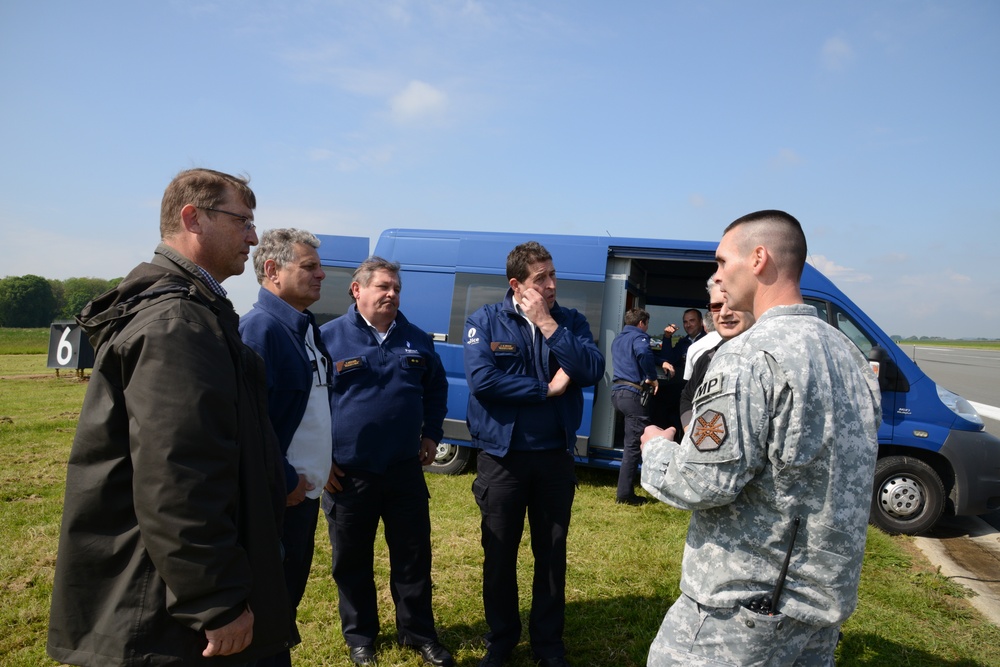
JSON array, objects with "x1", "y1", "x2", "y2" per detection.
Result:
[
  {"x1": 202, "y1": 207, "x2": 256, "y2": 233},
  {"x1": 707, "y1": 302, "x2": 724, "y2": 313}
]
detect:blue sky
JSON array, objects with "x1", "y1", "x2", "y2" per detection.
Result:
[{"x1": 1, "y1": 1, "x2": 997, "y2": 338}]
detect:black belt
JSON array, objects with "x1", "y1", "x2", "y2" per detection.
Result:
[{"x1": 613, "y1": 379, "x2": 645, "y2": 391}]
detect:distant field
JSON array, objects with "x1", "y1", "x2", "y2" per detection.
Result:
[
  {"x1": 0, "y1": 328, "x2": 48, "y2": 355},
  {"x1": 4, "y1": 326, "x2": 998, "y2": 354},
  {"x1": 897, "y1": 339, "x2": 1000, "y2": 350}
]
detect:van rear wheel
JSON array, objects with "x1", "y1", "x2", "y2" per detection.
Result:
[
  {"x1": 870, "y1": 455, "x2": 945, "y2": 535},
  {"x1": 428, "y1": 441, "x2": 474, "y2": 475}
]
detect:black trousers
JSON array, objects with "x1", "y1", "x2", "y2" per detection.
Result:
[
  {"x1": 472, "y1": 449, "x2": 576, "y2": 659},
  {"x1": 252, "y1": 496, "x2": 318, "y2": 667},
  {"x1": 611, "y1": 388, "x2": 651, "y2": 500},
  {"x1": 321, "y1": 457, "x2": 437, "y2": 648}
]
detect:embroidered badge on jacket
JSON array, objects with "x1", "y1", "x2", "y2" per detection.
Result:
[{"x1": 691, "y1": 410, "x2": 727, "y2": 451}]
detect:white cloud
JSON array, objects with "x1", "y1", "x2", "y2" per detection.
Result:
[
  {"x1": 390, "y1": 80, "x2": 448, "y2": 124},
  {"x1": 808, "y1": 254, "x2": 872, "y2": 283},
  {"x1": 822, "y1": 37, "x2": 854, "y2": 71},
  {"x1": 770, "y1": 148, "x2": 802, "y2": 169},
  {"x1": 945, "y1": 270, "x2": 971, "y2": 283},
  {"x1": 308, "y1": 148, "x2": 333, "y2": 161}
]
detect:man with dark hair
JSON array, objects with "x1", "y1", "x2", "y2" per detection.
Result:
[
  {"x1": 319, "y1": 257, "x2": 453, "y2": 667},
  {"x1": 464, "y1": 241, "x2": 605, "y2": 667},
  {"x1": 48, "y1": 169, "x2": 292, "y2": 665},
  {"x1": 240, "y1": 228, "x2": 340, "y2": 666},
  {"x1": 661, "y1": 308, "x2": 706, "y2": 376},
  {"x1": 641, "y1": 210, "x2": 881, "y2": 665},
  {"x1": 610, "y1": 307, "x2": 659, "y2": 505}
]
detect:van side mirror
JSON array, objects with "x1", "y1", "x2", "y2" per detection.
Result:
[{"x1": 867, "y1": 346, "x2": 909, "y2": 393}]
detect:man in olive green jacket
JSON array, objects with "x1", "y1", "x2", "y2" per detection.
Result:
[{"x1": 48, "y1": 169, "x2": 293, "y2": 666}]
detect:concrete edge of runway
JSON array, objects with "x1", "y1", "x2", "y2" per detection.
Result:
[{"x1": 911, "y1": 515, "x2": 1000, "y2": 627}]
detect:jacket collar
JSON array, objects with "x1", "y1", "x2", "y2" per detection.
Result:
[{"x1": 252, "y1": 287, "x2": 314, "y2": 337}]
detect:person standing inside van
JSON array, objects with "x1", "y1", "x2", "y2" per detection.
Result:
[
  {"x1": 464, "y1": 241, "x2": 605, "y2": 667},
  {"x1": 610, "y1": 307, "x2": 659, "y2": 505},
  {"x1": 640, "y1": 210, "x2": 881, "y2": 665}
]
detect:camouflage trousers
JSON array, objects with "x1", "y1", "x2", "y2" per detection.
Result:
[{"x1": 647, "y1": 594, "x2": 840, "y2": 666}]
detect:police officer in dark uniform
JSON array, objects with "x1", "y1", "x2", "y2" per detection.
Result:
[
  {"x1": 320, "y1": 257, "x2": 453, "y2": 667},
  {"x1": 610, "y1": 307, "x2": 659, "y2": 505},
  {"x1": 464, "y1": 242, "x2": 605, "y2": 667}
]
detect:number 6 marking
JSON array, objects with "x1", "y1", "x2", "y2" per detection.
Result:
[{"x1": 57, "y1": 327, "x2": 74, "y2": 365}]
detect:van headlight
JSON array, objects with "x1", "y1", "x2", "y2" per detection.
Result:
[{"x1": 937, "y1": 385, "x2": 984, "y2": 427}]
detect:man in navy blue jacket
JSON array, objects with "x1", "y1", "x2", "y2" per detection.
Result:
[
  {"x1": 319, "y1": 257, "x2": 453, "y2": 667},
  {"x1": 240, "y1": 228, "x2": 338, "y2": 666},
  {"x1": 610, "y1": 307, "x2": 659, "y2": 505},
  {"x1": 464, "y1": 241, "x2": 605, "y2": 667}
]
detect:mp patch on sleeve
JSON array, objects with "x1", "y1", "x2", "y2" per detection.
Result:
[
  {"x1": 693, "y1": 371, "x2": 727, "y2": 404},
  {"x1": 690, "y1": 410, "x2": 727, "y2": 451}
]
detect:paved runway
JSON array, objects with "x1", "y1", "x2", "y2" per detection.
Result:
[{"x1": 901, "y1": 345, "x2": 1000, "y2": 625}]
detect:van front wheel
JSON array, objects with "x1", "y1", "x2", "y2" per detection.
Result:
[
  {"x1": 428, "y1": 442, "x2": 474, "y2": 475},
  {"x1": 870, "y1": 456, "x2": 945, "y2": 535}
]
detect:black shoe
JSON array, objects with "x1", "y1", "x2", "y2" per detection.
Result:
[
  {"x1": 478, "y1": 649, "x2": 510, "y2": 667},
  {"x1": 536, "y1": 657, "x2": 571, "y2": 667},
  {"x1": 413, "y1": 641, "x2": 454, "y2": 667},
  {"x1": 616, "y1": 495, "x2": 648, "y2": 506},
  {"x1": 349, "y1": 644, "x2": 377, "y2": 666}
]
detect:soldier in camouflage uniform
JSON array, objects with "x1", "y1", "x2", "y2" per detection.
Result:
[{"x1": 640, "y1": 210, "x2": 881, "y2": 666}]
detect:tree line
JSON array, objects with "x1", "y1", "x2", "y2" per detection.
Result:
[{"x1": 0, "y1": 275, "x2": 122, "y2": 328}]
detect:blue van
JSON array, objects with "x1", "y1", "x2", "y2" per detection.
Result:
[{"x1": 312, "y1": 228, "x2": 1000, "y2": 536}]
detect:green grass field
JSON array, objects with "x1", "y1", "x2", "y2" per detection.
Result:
[{"x1": 1, "y1": 329, "x2": 999, "y2": 666}]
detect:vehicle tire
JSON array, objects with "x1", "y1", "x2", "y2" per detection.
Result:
[
  {"x1": 427, "y1": 441, "x2": 474, "y2": 475},
  {"x1": 870, "y1": 455, "x2": 945, "y2": 535}
]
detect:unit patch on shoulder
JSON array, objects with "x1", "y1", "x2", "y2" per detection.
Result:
[{"x1": 690, "y1": 410, "x2": 727, "y2": 451}]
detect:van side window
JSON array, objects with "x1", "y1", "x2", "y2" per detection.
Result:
[
  {"x1": 805, "y1": 297, "x2": 874, "y2": 356},
  {"x1": 804, "y1": 297, "x2": 829, "y2": 323},
  {"x1": 312, "y1": 266, "x2": 358, "y2": 326},
  {"x1": 448, "y1": 273, "x2": 604, "y2": 344},
  {"x1": 834, "y1": 307, "x2": 875, "y2": 356}
]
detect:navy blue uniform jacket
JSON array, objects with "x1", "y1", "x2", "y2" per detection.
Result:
[
  {"x1": 320, "y1": 305, "x2": 448, "y2": 474},
  {"x1": 464, "y1": 289, "x2": 605, "y2": 457},
  {"x1": 240, "y1": 287, "x2": 333, "y2": 493}
]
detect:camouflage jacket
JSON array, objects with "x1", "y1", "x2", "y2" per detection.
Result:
[{"x1": 641, "y1": 304, "x2": 881, "y2": 626}]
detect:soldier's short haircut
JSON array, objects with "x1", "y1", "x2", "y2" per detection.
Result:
[
  {"x1": 724, "y1": 209, "x2": 808, "y2": 280},
  {"x1": 506, "y1": 241, "x2": 553, "y2": 282},
  {"x1": 624, "y1": 308, "x2": 649, "y2": 327},
  {"x1": 252, "y1": 228, "x2": 320, "y2": 284},
  {"x1": 160, "y1": 168, "x2": 255, "y2": 239}
]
